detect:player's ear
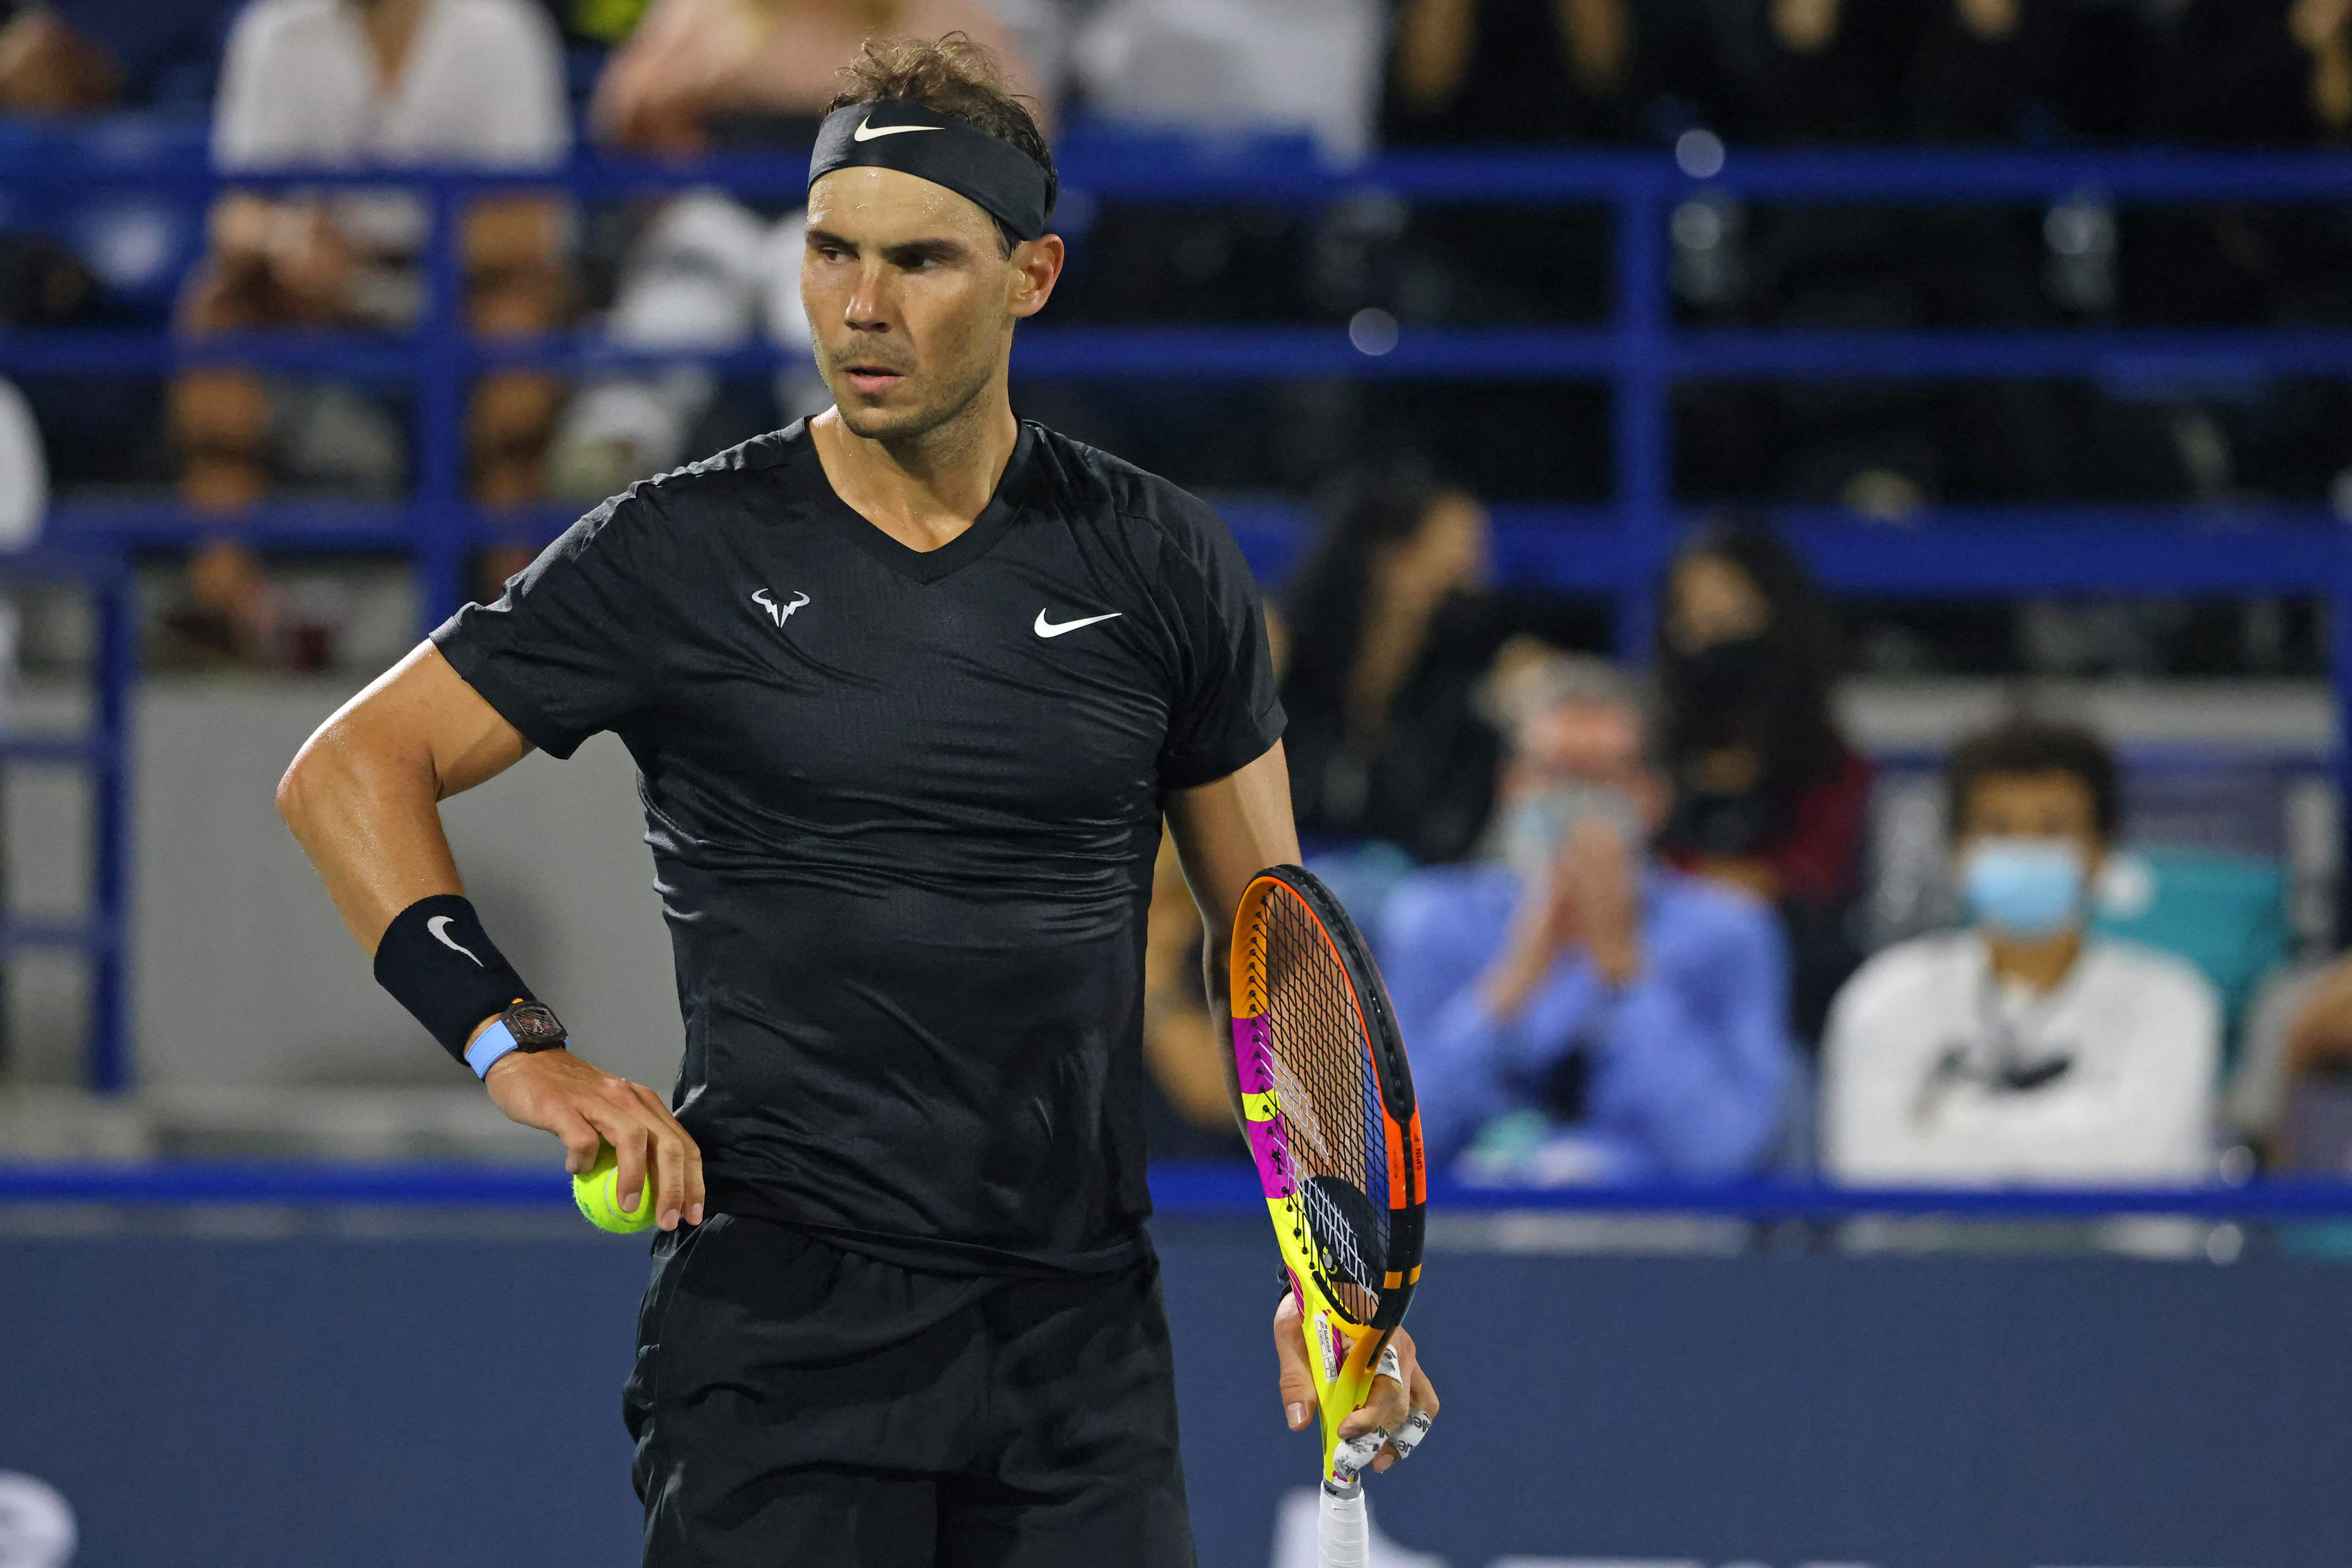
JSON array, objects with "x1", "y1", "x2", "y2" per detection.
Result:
[{"x1": 1008, "y1": 233, "x2": 1064, "y2": 321}]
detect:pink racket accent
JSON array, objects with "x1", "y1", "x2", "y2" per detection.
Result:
[
  {"x1": 1234, "y1": 1013, "x2": 1294, "y2": 1199},
  {"x1": 1234, "y1": 1012, "x2": 1275, "y2": 1092}
]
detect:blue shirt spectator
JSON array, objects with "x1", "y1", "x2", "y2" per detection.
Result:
[{"x1": 1379, "y1": 650, "x2": 1794, "y2": 1182}]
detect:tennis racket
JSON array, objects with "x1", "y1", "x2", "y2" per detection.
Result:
[{"x1": 1231, "y1": 865, "x2": 1427, "y2": 1568}]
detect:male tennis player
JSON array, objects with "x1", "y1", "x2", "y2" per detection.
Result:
[{"x1": 277, "y1": 35, "x2": 1437, "y2": 1565}]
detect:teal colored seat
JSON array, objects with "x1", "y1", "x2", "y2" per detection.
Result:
[{"x1": 2092, "y1": 844, "x2": 2291, "y2": 1058}]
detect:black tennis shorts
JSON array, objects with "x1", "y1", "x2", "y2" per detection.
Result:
[{"x1": 624, "y1": 1213, "x2": 1198, "y2": 1568}]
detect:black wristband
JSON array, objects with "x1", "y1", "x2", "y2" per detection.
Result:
[{"x1": 373, "y1": 895, "x2": 538, "y2": 1066}]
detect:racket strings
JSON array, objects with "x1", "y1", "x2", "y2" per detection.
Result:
[{"x1": 1259, "y1": 888, "x2": 1392, "y2": 1324}]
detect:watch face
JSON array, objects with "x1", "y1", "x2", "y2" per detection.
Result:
[{"x1": 505, "y1": 1003, "x2": 568, "y2": 1050}]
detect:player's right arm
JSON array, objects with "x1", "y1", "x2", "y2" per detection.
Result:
[{"x1": 276, "y1": 640, "x2": 705, "y2": 1229}]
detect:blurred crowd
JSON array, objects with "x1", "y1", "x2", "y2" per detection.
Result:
[
  {"x1": 0, "y1": 0, "x2": 2346, "y2": 667},
  {"x1": 2, "y1": 0, "x2": 2352, "y2": 1186},
  {"x1": 1131, "y1": 501, "x2": 2352, "y2": 1191}
]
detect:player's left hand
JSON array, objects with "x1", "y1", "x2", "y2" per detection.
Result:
[{"x1": 1271, "y1": 1293, "x2": 1441, "y2": 1476}]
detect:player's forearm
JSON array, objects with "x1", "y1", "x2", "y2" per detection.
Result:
[
  {"x1": 277, "y1": 726, "x2": 465, "y2": 954},
  {"x1": 1199, "y1": 927, "x2": 1248, "y2": 1129},
  {"x1": 277, "y1": 645, "x2": 530, "y2": 954},
  {"x1": 1166, "y1": 743, "x2": 1304, "y2": 1129}
]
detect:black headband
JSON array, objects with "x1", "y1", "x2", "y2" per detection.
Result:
[{"x1": 807, "y1": 99, "x2": 1055, "y2": 242}]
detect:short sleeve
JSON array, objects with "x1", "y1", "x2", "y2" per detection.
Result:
[
  {"x1": 430, "y1": 496, "x2": 677, "y2": 758},
  {"x1": 1151, "y1": 494, "x2": 1286, "y2": 790}
]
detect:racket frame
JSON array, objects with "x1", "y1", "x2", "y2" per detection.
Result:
[{"x1": 1231, "y1": 865, "x2": 1427, "y2": 1487}]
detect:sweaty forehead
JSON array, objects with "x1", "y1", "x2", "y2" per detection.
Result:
[{"x1": 807, "y1": 166, "x2": 998, "y2": 245}]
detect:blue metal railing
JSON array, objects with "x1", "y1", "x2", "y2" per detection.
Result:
[
  {"x1": 5, "y1": 1158, "x2": 2352, "y2": 1219},
  {"x1": 6, "y1": 138, "x2": 2352, "y2": 624},
  {"x1": 6, "y1": 132, "x2": 2352, "y2": 1090},
  {"x1": 0, "y1": 553, "x2": 134, "y2": 1090}
]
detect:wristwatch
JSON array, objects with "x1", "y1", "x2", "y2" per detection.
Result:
[{"x1": 463, "y1": 1000, "x2": 569, "y2": 1080}]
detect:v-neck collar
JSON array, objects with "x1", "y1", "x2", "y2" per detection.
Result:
[
  {"x1": 797, "y1": 420, "x2": 1039, "y2": 586},
  {"x1": 345, "y1": 0, "x2": 447, "y2": 115}
]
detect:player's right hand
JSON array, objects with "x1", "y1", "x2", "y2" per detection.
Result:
[{"x1": 484, "y1": 1048, "x2": 706, "y2": 1230}]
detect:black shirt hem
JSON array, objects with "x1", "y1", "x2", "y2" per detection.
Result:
[{"x1": 704, "y1": 1177, "x2": 1154, "y2": 1279}]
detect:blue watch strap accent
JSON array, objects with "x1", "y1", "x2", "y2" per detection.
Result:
[{"x1": 464, "y1": 1019, "x2": 520, "y2": 1080}]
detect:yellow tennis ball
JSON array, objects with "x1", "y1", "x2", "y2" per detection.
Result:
[{"x1": 573, "y1": 1143, "x2": 656, "y2": 1234}]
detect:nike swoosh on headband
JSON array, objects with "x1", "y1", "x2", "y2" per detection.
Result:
[{"x1": 854, "y1": 117, "x2": 945, "y2": 142}]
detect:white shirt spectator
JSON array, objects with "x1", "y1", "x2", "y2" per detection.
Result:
[
  {"x1": 1072, "y1": 0, "x2": 1383, "y2": 160},
  {"x1": 1822, "y1": 933, "x2": 2218, "y2": 1185},
  {"x1": 212, "y1": 0, "x2": 569, "y2": 253}
]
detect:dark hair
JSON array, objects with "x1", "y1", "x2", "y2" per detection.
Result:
[
  {"x1": 1280, "y1": 454, "x2": 1454, "y2": 713},
  {"x1": 1943, "y1": 719, "x2": 2122, "y2": 843},
  {"x1": 1654, "y1": 520, "x2": 1843, "y2": 790},
  {"x1": 829, "y1": 35, "x2": 1055, "y2": 252}
]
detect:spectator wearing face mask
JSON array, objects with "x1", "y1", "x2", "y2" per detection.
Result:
[
  {"x1": 1654, "y1": 524, "x2": 1871, "y2": 1050},
  {"x1": 1381, "y1": 652, "x2": 1795, "y2": 1182},
  {"x1": 1821, "y1": 720, "x2": 2219, "y2": 1185}
]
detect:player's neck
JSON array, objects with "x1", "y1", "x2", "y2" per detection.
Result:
[
  {"x1": 354, "y1": 0, "x2": 430, "y2": 92},
  {"x1": 1981, "y1": 924, "x2": 2084, "y2": 995},
  {"x1": 810, "y1": 391, "x2": 1020, "y2": 555}
]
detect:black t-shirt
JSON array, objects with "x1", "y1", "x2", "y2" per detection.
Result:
[{"x1": 432, "y1": 420, "x2": 1284, "y2": 1275}]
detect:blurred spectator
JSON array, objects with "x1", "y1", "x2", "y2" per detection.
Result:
[
  {"x1": 0, "y1": 0, "x2": 243, "y2": 113},
  {"x1": 549, "y1": 192, "x2": 819, "y2": 500},
  {"x1": 1902, "y1": 0, "x2": 2064, "y2": 144},
  {"x1": 592, "y1": 0, "x2": 1034, "y2": 154},
  {"x1": 1822, "y1": 719, "x2": 2219, "y2": 1184},
  {"x1": 1383, "y1": 651, "x2": 1794, "y2": 1182},
  {"x1": 1677, "y1": 1, "x2": 2102, "y2": 521},
  {"x1": 1373, "y1": 0, "x2": 1682, "y2": 334},
  {"x1": 2122, "y1": 0, "x2": 2352, "y2": 543},
  {"x1": 2133, "y1": 0, "x2": 2352, "y2": 325},
  {"x1": 1280, "y1": 455, "x2": 1591, "y2": 871},
  {"x1": 166, "y1": 0, "x2": 571, "y2": 663},
  {"x1": 2226, "y1": 954, "x2": 2352, "y2": 1172},
  {"x1": 1382, "y1": 0, "x2": 1654, "y2": 145},
  {"x1": 0, "y1": 6, "x2": 116, "y2": 111},
  {"x1": 1654, "y1": 523, "x2": 1868, "y2": 1048},
  {"x1": 1073, "y1": 0, "x2": 1377, "y2": 158},
  {"x1": 1688, "y1": 0, "x2": 1911, "y2": 145},
  {"x1": 0, "y1": 378, "x2": 36, "y2": 1070}
]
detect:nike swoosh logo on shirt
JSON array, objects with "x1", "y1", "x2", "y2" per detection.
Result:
[
  {"x1": 427, "y1": 916, "x2": 484, "y2": 967},
  {"x1": 1034, "y1": 610, "x2": 1123, "y2": 639},
  {"x1": 854, "y1": 118, "x2": 945, "y2": 142}
]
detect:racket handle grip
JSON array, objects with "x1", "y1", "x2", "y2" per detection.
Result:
[{"x1": 1319, "y1": 1480, "x2": 1368, "y2": 1568}]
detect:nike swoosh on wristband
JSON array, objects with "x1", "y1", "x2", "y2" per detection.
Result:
[
  {"x1": 854, "y1": 118, "x2": 945, "y2": 142},
  {"x1": 427, "y1": 915, "x2": 484, "y2": 967},
  {"x1": 1034, "y1": 610, "x2": 1123, "y2": 638}
]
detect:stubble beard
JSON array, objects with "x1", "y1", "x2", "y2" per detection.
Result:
[{"x1": 823, "y1": 324, "x2": 1006, "y2": 452}]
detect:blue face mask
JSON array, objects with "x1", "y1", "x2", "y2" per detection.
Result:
[{"x1": 1961, "y1": 837, "x2": 2087, "y2": 939}]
